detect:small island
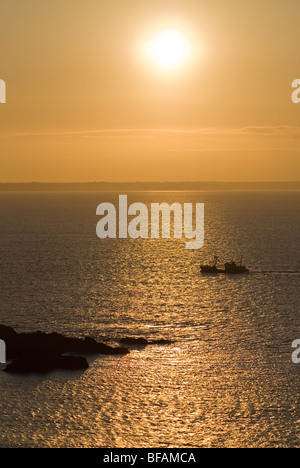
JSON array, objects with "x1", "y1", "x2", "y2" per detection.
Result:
[
  {"x1": 0, "y1": 324, "x2": 129, "y2": 374},
  {"x1": 0, "y1": 325, "x2": 174, "y2": 374}
]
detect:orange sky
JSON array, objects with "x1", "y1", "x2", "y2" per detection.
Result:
[{"x1": 0, "y1": 0, "x2": 300, "y2": 182}]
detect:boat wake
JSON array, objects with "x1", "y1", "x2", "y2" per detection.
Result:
[{"x1": 251, "y1": 270, "x2": 300, "y2": 276}]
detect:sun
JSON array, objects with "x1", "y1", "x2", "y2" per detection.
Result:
[{"x1": 144, "y1": 30, "x2": 190, "y2": 70}]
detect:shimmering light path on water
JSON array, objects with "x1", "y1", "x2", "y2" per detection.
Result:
[{"x1": 0, "y1": 192, "x2": 299, "y2": 447}]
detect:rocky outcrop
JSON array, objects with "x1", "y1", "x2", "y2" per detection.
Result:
[
  {"x1": 0, "y1": 324, "x2": 129, "y2": 361},
  {"x1": 119, "y1": 337, "x2": 174, "y2": 346},
  {"x1": 4, "y1": 353, "x2": 89, "y2": 374}
]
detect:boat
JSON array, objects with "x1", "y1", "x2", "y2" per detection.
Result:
[
  {"x1": 200, "y1": 255, "x2": 222, "y2": 274},
  {"x1": 224, "y1": 260, "x2": 249, "y2": 274},
  {"x1": 200, "y1": 256, "x2": 249, "y2": 274}
]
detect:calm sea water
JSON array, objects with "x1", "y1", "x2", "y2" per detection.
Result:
[{"x1": 0, "y1": 191, "x2": 299, "y2": 448}]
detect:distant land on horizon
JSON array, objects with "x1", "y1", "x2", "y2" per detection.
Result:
[{"x1": 0, "y1": 182, "x2": 300, "y2": 192}]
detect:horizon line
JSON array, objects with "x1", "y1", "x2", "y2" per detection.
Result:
[{"x1": 0, "y1": 181, "x2": 299, "y2": 184}]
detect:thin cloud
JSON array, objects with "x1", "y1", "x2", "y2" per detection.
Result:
[{"x1": 1, "y1": 126, "x2": 300, "y2": 138}]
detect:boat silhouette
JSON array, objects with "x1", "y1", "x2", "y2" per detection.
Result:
[{"x1": 200, "y1": 256, "x2": 249, "y2": 274}]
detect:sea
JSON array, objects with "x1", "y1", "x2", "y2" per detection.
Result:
[{"x1": 0, "y1": 191, "x2": 299, "y2": 448}]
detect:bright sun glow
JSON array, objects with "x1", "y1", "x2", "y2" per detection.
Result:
[{"x1": 144, "y1": 30, "x2": 190, "y2": 70}]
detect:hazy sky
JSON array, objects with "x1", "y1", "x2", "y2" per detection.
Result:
[{"x1": 0, "y1": 0, "x2": 300, "y2": 182}]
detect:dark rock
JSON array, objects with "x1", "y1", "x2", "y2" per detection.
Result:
[
  {"x1": 4, "y1": 354, "x2": 89, "y2": 374},
  {"x1": 0, "y1": 324, "x2": 18, "y2": 340},
  {"x1": 119, "y1": 337, "x2": 174, "y2": 346},
  {"x1": 0, "y1": 324, "x2": 130, "y2": 360}
]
